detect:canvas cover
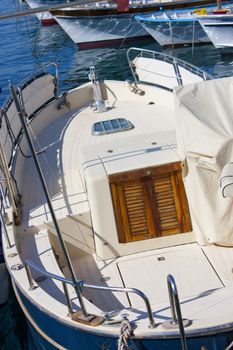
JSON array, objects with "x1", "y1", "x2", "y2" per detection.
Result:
[{"x1": 174, "y1": 76, "x2": 233, "y2": 246}]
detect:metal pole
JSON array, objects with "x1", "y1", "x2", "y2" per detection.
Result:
[
  {"x1": 84, "y1": 283, "x2": 157, "y2": 328},
  {"x1": 62, "y1": 282, "x2": 73, "y2": 316},
  {"x1": 10, "y1": 84, "x2": 88, "y2": 318},
  {"x1": 25, "y1": 262, "x2": 37, "y2": 290},
  {"x1": 167, "y1": 275, "x2": 178, "y2": 324},
  {"x1": 167, "y1": 275, "x2": 188, "y2": 350}
]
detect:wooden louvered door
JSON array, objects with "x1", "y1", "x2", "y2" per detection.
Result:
[{"x1": 109, "y1": 162, "x2": 192, "y2": 243}]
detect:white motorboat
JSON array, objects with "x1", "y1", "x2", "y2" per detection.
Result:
[
  {"x1": 135, "y1": 9, "x2": 210, "y2": 47},
  {"x1": 49, "y1": 0, "x2": 223, "y2": 49},
  {"x1": 135, "y1": 2, "x2": 233, "y2": 47},
  {"x1": 1, "y1": 47, "x2": 233, "y2": 350},
  {"x1": 198, "y1": 8, "x2": 233, "y2": 49}
]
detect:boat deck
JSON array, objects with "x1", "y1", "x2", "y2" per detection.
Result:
[
  {"x1": 17, "y1": 80, "x2": 176, "y2": 228},
  {"x1": 8, "y1": 79, "x2": 233, "y2": 338}
]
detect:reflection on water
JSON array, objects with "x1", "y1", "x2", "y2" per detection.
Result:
[{"x1": 1, "y1": 1, "x2": 233, "y2": 106}]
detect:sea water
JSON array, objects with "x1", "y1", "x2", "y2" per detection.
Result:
[{"x1": 1, "y1": 0, "x2": 233, "y2": 349}]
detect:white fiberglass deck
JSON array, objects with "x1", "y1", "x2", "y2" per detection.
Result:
[
  {"x1": 6, "y1": 77, "x2": 233, "y2": 342},
  {"x1": 18, "y1": 81, "x2": 175, "y2": 228}
]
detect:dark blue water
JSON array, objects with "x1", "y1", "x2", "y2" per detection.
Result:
[{"x1": 1, "y1": 0, "x2": 233, "y2": 349}]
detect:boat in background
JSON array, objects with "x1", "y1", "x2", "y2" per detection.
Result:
[
  {"x1": 1, "y1": 46, "x2": 233, "y2": 350},
  {"x1": 23, "y1": 0, "x2": 78, "y2": 26},
  {"x1": 24, "y1": 0, "x2": 57, "y2": 26},
  {"x1": 49, "y1": 0, "x2": 231, "y2": 49},
  {"x1": 198, "y1": 8, "x2": 233, "y2": 50},
  {"x1": 135, "y1": 8, "x2": 209, "y2": 47},
  {"x1": 135, "y1": 2, "x2": 232, "y2": 47}
]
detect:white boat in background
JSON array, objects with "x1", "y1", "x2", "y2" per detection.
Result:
[
  {"x1": 23, "y1": 0, "x2": 80, "y2": 26},
  {"x1": 24, "y1": 0, "x2": 58, "y2": 25},
  {"x1": 198, "y1": 8, "x2": 233, "y2": 49},
  {"x1": 49, "y1": 0, "x2": 226, "y2": 49},
  {"x1": 135, "y1": 2, "x2": 233, "y2": 47},
  {"x1": 1, "y1": 47, "x2": 233, "y2": 350},
  {"x1": 135, "y1": 9, "x2": 209, "y2": 47}
]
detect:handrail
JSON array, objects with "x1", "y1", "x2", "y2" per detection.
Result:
[
  {"x1": 24, "y1": 259, "x2": 156, "y2": 328},
  {"x1": 127, "y1": 47, "x2": 213, "y2": 88},
  {"x1": 167, "y1": 274, "x2": 188, "y2": 350},
  {"x1": 84, "y1": 283, "x2": 156, "y2": 328}
]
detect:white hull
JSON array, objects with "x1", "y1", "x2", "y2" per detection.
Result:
[
  {"x1": 135, "y1": 3, "x2": 233, "y2": 47},
  {"x1": 199, "y1": 14, "x2": 233, "y2": 48},
  {"x1": 55, "y1": 14, "x2": 149, "y2": 48},
  {"x1": 136, "y1": 17, "x2": 209, "y2": 46},
  {"x1": 51, "y1": 1, "x2": 233, "y2": 48}
]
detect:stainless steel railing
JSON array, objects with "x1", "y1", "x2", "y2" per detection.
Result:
[
  {"x1": 24, "y1": 259, "x2": 156, "y2": 328},
  {"x1": 127, "y1": 47, "x2": 213, "y2": 90},
  {"x1": 24, "y1": 259, "x2": 190, "y2": 340},
  {"x1": 167, "y1": 274, "x2": 189, "y2": 350}
]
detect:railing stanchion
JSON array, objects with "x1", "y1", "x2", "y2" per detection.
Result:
[
  {"x1": 25, "y1": 262, "x2": 37, "y2": 290},
  {"x1": 62, "y1": 282, "x2": 73, "y2": 316},
  {"x1": 167, "y1": 274, "x2": 189, "y2": 350}
]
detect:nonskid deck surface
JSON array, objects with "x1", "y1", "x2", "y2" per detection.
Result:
[
  {"x1": 9, "y1": 80, "x2": 233, "y2": 337},
  {"x1": 16, "y1": 85, "x2": 175, "y2": 229},
  {"x1": 15, "y1": 226, "x2": 233, "y2": 334},
  {"x1": 65, "y1": 242, "x2": 233, "y2": 331},
  {"x1": 117, "y1": 243, "x2": 223, "y2": 306}
]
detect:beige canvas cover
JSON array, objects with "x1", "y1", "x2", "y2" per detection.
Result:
[{"x1": 174, "y1": 77, "x2": 233, "y2": 246}]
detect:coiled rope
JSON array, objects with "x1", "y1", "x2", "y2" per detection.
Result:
[{"x1": 118, "y1": 318, "x2": 133, "y2": 350}]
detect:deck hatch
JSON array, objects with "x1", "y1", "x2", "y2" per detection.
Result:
[
  {"x1": 109, "y1": 161, "x2": 192, "y2": 243},
  {"x1": 92, "y1": 118, "x2": 133, "y2": 135}
]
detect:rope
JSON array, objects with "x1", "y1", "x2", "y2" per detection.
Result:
[
  {"x1": 32, "y1": 14, "x2": 42, "y2": 57},
  {"x1": 118, "y1": 318, "x2": 133, "y2": 350},
  {"x1": 119, "y1": 16, "x2": 133, "y2": 49}
]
